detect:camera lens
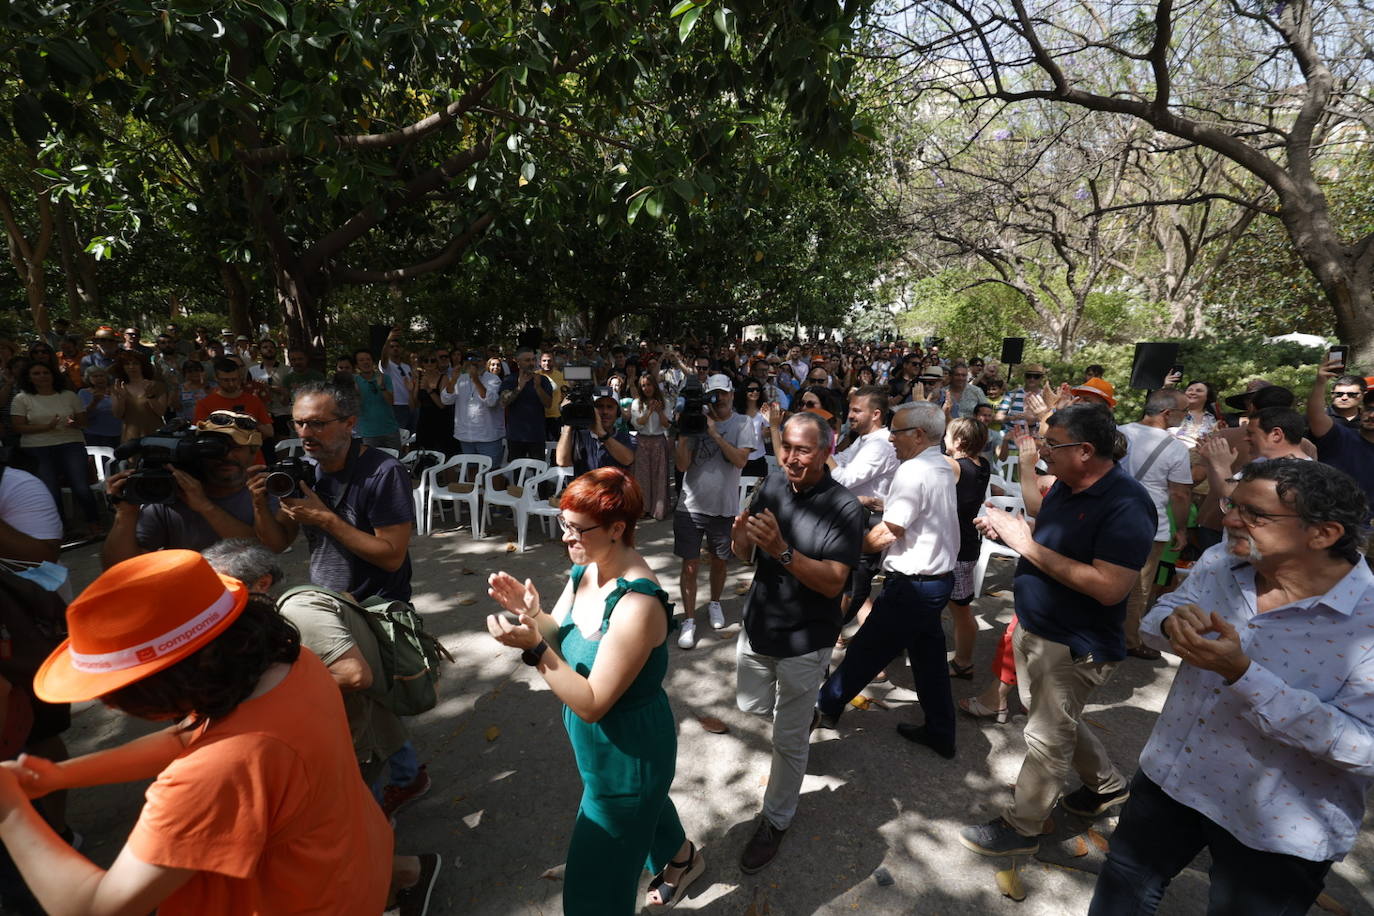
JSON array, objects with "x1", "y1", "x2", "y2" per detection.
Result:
[{"x1": 265, "y1": 471, "x2": 297, "y2": 498}]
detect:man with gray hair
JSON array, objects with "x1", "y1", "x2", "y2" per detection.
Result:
[
  {"x1": 729, "y1": 410, "x2": 865, "y2": 873},
  {"x1": 814, "y1": 401, "x2": 960, "y2": 758},
  {"x1": 1117, "y1": 388, "x2": 1193, "y2": 660}
]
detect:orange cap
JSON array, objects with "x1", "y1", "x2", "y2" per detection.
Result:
[
  {"x1": 1070, "y1": 377, "x2": 1117, "y2": 408},
  {"x1": 34, "y1": 551, "x2": 248, "y2": 703}
]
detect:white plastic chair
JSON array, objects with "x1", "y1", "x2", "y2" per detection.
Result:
[
  {"x1": 85, "y1": 445, "x2": 116, "y2": 494},
  {"x1": 970, "y1": 495, "x2": 1027, "y2": 600},
  {"x1": 480, "y1": 458, "x2": 548, "y2": 537},
  {"x1": 275, "y1": 438, "x2": 304, "y2": 458},
  {"x1": 987, "y1": 473, "x2": 1022, "y2": 499},
  {"x1": 514, "y1": 466, "x2": 574, "y2": 551},
  {"x1": 400, "y1": 449, "x2": 447, "y2": 523},
  {"x1": 420, "y1": 454, "x2": 492, "y2": 537}
]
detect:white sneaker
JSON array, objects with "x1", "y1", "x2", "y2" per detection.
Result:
[
  {"x1": 708, "y1": 600, "x2": 725, "y2": 629},
  {"x1": 678, "y1": 618, "x2": 698, "y2": 649}
]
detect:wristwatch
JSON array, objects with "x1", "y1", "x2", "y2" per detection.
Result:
[
  {"x1": 598, "y1": 431, "x2": 613, "y2": 443},
  {"x1": 521, "y1": 640, "x2": 549, "y2": 667},
  {"x1": 778, "y1": 546, "x2": 794, "y2": 566}
]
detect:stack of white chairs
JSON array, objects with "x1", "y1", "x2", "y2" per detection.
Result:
[
  {"x1": 480, "y1": 458, "x2": 549, "y2": 538},
  {"x1": 419, "y1": 454, "x2": 492, "y2": 537},
  {"x1": 970, "y1": 495, "x2": 1028, "y2": 601},
  {"x1": 399, "y1": 449, "x2": 447, "y2": 523},
  {"x1": 513, "y1": 466, "x2": 574, "y2": 551}
]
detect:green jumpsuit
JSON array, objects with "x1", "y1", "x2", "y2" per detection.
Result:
[{"x1": 559, "y1": 565, "x2": 687, "y2": 915}]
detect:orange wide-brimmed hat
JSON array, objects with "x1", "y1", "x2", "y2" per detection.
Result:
[{"x1": 34, "y1": 551, "x2": 249, "y2": 703}]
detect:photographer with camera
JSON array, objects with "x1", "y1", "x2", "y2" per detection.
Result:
[
  {"x1": 101, "y1": 411, "x2": 271, "y2": 568},
  {"x1": 555, "y1": 383, "x2": 636, "y2": 477},
  {"x1": 674, "y1": 374, "x2": 756, "y2": 647},
  {"x1": 252, "y1": 382, "x2": 415, "y2": 602}
]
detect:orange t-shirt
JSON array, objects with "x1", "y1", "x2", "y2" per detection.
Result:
[{"x1": 127, "y1": 651, "x2": 393, "y2": 915}]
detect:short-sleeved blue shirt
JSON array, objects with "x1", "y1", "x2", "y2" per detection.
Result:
[
  {"x1": 1014, "y1": 463, "x2": 1157, "y2": 663},
  {"x1": 500, "y1": 373, "x2": 554, "y2": 444},
  {"x1": 1313, "y1": 423, "x2": 1374, "y2": 523}
]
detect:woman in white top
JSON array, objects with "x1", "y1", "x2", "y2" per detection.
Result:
[
  {"x1": 734, "y1": 378, "x2": 770, "y2": 478},
  {"x1": 1170, "y1": 380, "x2": 1221, "y2": 447},
  {"x1": 9, "y1": 361, "x2": 101, "y2": 538},
  {"x1": 630, "y1": 371, "x2": 673, "y2": 520}
]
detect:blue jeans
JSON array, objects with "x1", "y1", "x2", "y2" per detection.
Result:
[
  {"x1": 1089, "y1": 771, "x2": 1331, "y2": 916},
  {"x1": 459, "y1": 439, "x2": 505, "y2": 465},
  {"x1": 370, "y1": 740, "x2": 420, "y2": 802},
  {"x1": 817, "y1": 572, "x2": 956, "y2": 745},
  {"x1": 24, "y1": 441, "x2": 100, "y2": 525}
]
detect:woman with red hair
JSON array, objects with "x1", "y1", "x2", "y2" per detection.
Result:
[{"x1": 486, "y1": 468, "x2": 703, "y2": 913}]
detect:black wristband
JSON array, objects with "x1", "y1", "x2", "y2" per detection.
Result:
[
  {"x1": 598, "y1": 432, "x2": 612, "y2": 443},
  {"x1": 521, "y1": 640, "x2": 549, "y2": 667}
]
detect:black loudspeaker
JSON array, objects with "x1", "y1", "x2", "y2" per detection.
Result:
[
  {"x1": 1000, "y1": 337, "x2": 1025, "y2": 365},
  {"x1": 367, "y1": 324, "x2": 390, "y2": 359},
  {"x1": 517, "y1": 326, "x2": 544, "y2": 350},
  {"x1": 1129, "y1": 342, "x2": 1181, "y2": 390}
]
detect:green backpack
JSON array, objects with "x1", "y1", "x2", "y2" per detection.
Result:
[{"x1": 281, "y1": 586, "x2": 454, "y2": 717}]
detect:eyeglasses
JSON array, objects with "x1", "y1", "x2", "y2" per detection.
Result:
[
  {"x1": 556, "y1": 516, "x2": 602, "y2": 538},
  {"x1": 206, "y1": 412, "x2": 258, "y2": 431},
  {"x1": 1034, "y1": 437, "x2": 1085, "y2": 450},
  {"x1": 801, "y1": 399, "x2": 822, "y2": 408},
  {"x1": 1332, "y1": 390, "x2": 1362, "y2": 399},
  {"x1": 1024, "y1": 373, "x2": 1044, "y2": 379},
  {"x1": 890, "y1": 426, "x2": 921, "y2": 435},
  {"x1": 1219, "y1": 496, "x2": 1301, "y2": 527},
  {"x1": 292, "y1": 416, "x2": 347, "y2": 431}
]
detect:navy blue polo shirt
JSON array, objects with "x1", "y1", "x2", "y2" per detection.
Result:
[
  {"x1": 1014, "y1": 463, "x2": 1156, "y2": 663},
  {"x1": 1313, "y1": 424, "x2": 1374, "y2": 523}
]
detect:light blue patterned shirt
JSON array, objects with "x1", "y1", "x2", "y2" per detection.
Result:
[{"x1": 1139, "y1": 544, "x2": 1374, "y2": 861}]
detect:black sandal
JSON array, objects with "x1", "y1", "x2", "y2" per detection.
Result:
[
  {"x1": 948, "y1": 660, "x2": 975, "y2": 680},
  {"x1": 646, "y1": 842, "x2": 704, "y2": 908}
]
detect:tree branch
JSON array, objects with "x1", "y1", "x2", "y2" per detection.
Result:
[{"x1": 333, "y1": 211, "x2": 497, "y2": 283}]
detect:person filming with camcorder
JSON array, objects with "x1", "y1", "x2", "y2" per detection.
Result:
[
  {"x1": 101, "y1": 411, "x2": 279, "y2": 568},
  {"x1": 555, "y1": 369, "x2": 636, "y2": 477}
]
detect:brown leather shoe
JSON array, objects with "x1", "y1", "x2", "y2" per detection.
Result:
[{"x1": 739, "y1": 818, "x2": 786, "y2": 873}]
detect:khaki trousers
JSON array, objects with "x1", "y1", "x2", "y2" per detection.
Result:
[
  {"x1": 1003, "y1": 626, "x2": 1126, "y2": 837},
  {"x1": 1124, "y1": 540, "x2": 1167, "y2": 650}
]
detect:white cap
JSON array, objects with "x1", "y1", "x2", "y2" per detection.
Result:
[{"x1": 705, "y1": 373, "x2": 733, "y2": 394}]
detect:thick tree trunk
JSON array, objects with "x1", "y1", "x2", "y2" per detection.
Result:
[
  {"x1": 278, "y1": 268, "x2": 327, "y2": 357},
  {"x1": 218, "y1": 260, "x2": 252, "y2": 338},
  {"x1": 54, "y1": 198, "x2": 99, "y2": 319},
  {"x1": 1280, "y1": 203, "x2": 1374, "y2": 364},
  {"x1": 0, "y1": 184, "x2": 54, "y2": 335}
]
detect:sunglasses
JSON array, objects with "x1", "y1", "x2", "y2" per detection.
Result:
[
  {"x1": 205, "y1": 411, "x2": 258, "y2": 431},
  {"x1": 1024, "y1": 373, "x2": 1044, "y2": 379}
]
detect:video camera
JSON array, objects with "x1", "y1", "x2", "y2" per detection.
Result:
[
  {"x1": 561, "y1": 365, "x2": 596, "y2": 430},
  {"x1": 678, "y1": 378, "x2": 707, "y2": 437},
  {"x1": 264, "y1": 456, "x2": 311, "y2": 499},
  {"x1": 113, "y1": 420, "x2": 233, "y2": 505}
]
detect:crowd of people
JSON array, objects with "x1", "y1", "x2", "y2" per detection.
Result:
[{"x1": 0, "y1": 319, "x2": 1371, "y2": 915}]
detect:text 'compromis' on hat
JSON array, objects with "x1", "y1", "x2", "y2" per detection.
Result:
[{"x1": 34, "y1": 551, "x2": 249, "y2": 704}]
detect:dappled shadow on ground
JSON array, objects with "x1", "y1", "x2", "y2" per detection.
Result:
[{"x1": 54, "y1": 527, "x2": 1374, "y2": 915}]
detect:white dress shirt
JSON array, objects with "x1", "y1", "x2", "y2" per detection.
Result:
[
  {"x1": 879, "y1": 446, "x2": 958, "y2": 576},
  {"x1": 831, "y1": 428, "x2": 899, "y2": 502},
  {"x1": 1141, "y1": 545, "x2": 1374, "y2": 861},
  {"x1": 440, "y1": 371, "x2": 504, "y2": 443}
]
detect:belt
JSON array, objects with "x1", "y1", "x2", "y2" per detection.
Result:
[{"x1": 886, "y1": 570, "x2": 953, "y2": 582}]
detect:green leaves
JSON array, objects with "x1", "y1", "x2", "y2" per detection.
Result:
[{"x1": 678, "y1": 7, "x2": 702, "y2": 43}]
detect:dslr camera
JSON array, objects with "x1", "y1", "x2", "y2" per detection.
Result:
[
  {"x1": 264, "y1": 456, "x2": 311, "y2": 499},
  {"x1": 113, "y1": 421, "x2": 232, "y2": 505},
  {"x1": 560, "y1": 365, "x2": 596, "y2": 430}
]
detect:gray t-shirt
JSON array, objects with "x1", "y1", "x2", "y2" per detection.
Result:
[
  {"x1": 679, "y1": 411, "x2": 757, "y2": 518},
  {"x1": 278, "y1": 589, "x2": 409, "y2": 779}
]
